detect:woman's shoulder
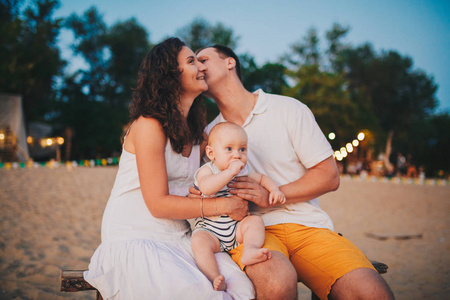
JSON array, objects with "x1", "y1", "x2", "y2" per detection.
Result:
[
  {"x1": 130, "y1": 116, "x2": 165, "y2": 138},
  {"x1": 125, "y1": 117, "x2": 166, "y2": 153},
  {"x1": 133, "y1": 116, "x2": 163, "y2": 130}
]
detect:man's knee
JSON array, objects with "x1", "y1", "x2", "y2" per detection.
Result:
[
  {"x1": 245, "y1": 251, "x2": 297, "y2": 300},
  {"x1": 330, "y1": 268, "x2": 394, "y2": 300}
]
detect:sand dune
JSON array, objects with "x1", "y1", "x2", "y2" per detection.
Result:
[{"x1": 0, "y1": 167, "x2": 449, "y2": 299}]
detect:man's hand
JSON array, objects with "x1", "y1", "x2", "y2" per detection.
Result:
[{"x1": 228, "y1": 176, "x2": 270, "y2": 208}]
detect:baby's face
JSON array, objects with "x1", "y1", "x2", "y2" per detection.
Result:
[{"x1": 209, "y1": 126, "x2": 248, "y2": 171}]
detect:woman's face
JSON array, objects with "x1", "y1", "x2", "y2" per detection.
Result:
[{"x1": 178, "y1": 46, "x2": 208, "y2": 98}]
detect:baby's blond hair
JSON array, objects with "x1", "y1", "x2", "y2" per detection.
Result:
[{"x1": 208, "y1": 122, "x2": 247, "y2": 146}]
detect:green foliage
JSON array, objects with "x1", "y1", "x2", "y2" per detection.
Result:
[
  {"x1": 284, "y1": 24, "x2": 444, "y2": 174},
  {"x1": 338, "y1": 44, "x2": 439, "y2": 157},
  {"x1": 396, "y1": 112, "x2": 450, "y2": 177},
  {"x1": 176, "y1": 18, "x2": 238, "y2": 50},
  {"x1": 2, "y1": 4, "x2": 446, "y2": 174},
  {"x1": 56, "y1": 6, "x2": 151, "y2": 159},
  {"x1": 284, "y1": 25, "x2": 358, "y2": 148},
  {"x1": 0, "y1": 0, "x2": 65, "y2": 122},
  {"x1": 243, "y1": 60, "x2": 287, "y2": 94}
]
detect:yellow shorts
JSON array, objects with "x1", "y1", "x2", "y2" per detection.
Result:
[{"x1": 228, "y1": 223, "x2": 375, "y2": 300}]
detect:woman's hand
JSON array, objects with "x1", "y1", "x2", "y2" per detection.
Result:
[
  {"x1": 221, "y1": 195, "x2": 249, "y2": 221},
  {"x1": 228, "y1": 176, "x2": 271, "y2": 208},
  {"x1": 188, "y1": 186, "x2": 249, "y2": 221}
]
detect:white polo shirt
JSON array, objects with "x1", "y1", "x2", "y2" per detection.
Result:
[{"x1": 207, "y1": 89, "x2": 334, "y2": 230}]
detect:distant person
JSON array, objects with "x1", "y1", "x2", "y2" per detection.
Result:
[
  {"x1": 406, "y1": 154, "x2": 418, "y2": 178},
  {"x1": 191, "y1": 44, "x2": 394, "y2": 299},
  {"x1": 396, "y1": 152, "x2": 407, "y2": 176},
  {"x1": 84, "y1": 38, "x2": 254, "y2": 300},
  {"x1": 191, "y1": 122, "x2": 285, "y2": 291}
]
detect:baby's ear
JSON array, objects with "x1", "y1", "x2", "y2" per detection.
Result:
[{"x1": 205, "y1": 145, "x2": 215, "y2": 161}]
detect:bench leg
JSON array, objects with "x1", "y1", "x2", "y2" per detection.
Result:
[
  {"x1": 96, "y1": 290, "x2": 103, "y2": 300},
  {"x1": 311, "y1": 292, "x2": 320, "y2": 300}
]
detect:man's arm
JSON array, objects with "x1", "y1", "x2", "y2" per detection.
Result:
[
  {"x1": 229, "y1": 156, "x2": 339, "y2": 208},
  {"x1": 280, "y1": 155, "x2": 339, "y2": 204},
  {"x1": 248, "y1": 171, "x2": 286, "y2": 205}
]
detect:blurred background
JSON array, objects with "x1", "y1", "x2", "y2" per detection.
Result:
[{"x1": 1, "y1": 0, "x2": 449, "y2": 179}]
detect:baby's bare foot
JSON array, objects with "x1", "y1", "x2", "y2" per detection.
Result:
[
  {"x1": 213, "y1": 275, "x2": 226, "y2": 291},
  {"x1": 240, "y1": 248, "x2": 271, "y2": 266}
]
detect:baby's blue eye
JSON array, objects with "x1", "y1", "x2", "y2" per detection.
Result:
[
  {"x1": 239, "y1": 148, "x2": 246, "y2": 152},
  {"x1": 226, "y1": 147, "x2": 232, "y2": 151}
]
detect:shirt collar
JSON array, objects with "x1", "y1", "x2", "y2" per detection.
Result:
[
  {"x1": 218, "y1": 89, "x2": 268, "y2": 126},
  {"x1": 242, "y1": 89, "x2": 268, "y2": 127}
]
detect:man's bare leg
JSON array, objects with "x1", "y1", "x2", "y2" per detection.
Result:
[
  {"x1": 329, "y1": 268, "x2": 394, "y2": 300},
  {"x1": 245, "y1": 251, "x2": 298, "y2": 300}
]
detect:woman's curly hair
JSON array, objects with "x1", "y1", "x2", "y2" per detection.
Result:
[{"x1": 129, "y1": 37, "x2": 206, "y2": 153}]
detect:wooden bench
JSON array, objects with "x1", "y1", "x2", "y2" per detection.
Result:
[
  {"x1": 60, "y1": 270, "x2": 103, "y2": 300},
  {"x1": 60, "y1": 261, "x2": 388, "y2": 299}
]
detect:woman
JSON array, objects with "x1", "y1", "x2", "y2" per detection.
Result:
[{"x1": 84, "y1": 38, "x2": 254, "y2": 299}]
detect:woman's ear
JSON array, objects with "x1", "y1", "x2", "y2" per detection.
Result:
[{"x1": 205, "y1": 145, "x2": 215, "y2": 161}]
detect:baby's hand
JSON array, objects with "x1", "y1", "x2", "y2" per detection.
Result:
[
  {"x1": 228, "y1": 160, "x2": 245, "y2": 175},
  {"x1": 269, "y1": 190, "x2": 286, "y2": 205}
]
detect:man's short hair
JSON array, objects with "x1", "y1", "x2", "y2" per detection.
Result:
[{"x1": 196, "y1": 45, "x2": 243, "y2": 82}]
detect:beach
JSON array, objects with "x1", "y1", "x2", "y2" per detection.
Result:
[{"x1": 0, "y1": 167, "x2": 449, "y2": 299}]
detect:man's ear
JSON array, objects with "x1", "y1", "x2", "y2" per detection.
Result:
[
  {"x1": 205, "y1": 145, "x2": 215, "y2": 161},
  {"x1": 226, "y1": 57, "x2": 236, "y2": 70}
]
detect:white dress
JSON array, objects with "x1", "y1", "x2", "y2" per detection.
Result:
[{"x1": 84, "y1": 140, "x2": 254, "y2": 300}]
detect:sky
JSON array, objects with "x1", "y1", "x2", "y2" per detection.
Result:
[{"x1": 37, "y1": 0, "x2": 450, "y2": 112}]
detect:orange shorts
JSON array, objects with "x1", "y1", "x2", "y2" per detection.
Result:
[{"x1": 228, "y1": 223, "x2": 375, "y2": 300}]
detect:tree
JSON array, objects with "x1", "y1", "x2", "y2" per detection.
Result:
[
  {"x1": 103, "y1": 18, "x2": 151, "y2": 108},
  {"x1": 339, "y1": 44, "x2": 438, "y2": 171},
  {"x1": 57, "y1": 7, "x2": 151, "y2": 159},
  {"x1": 0, "y1": 0, "x2": 65, "y2": 122},
  {"x1": 241, "y1": 55, "x2": 287, "y2": 95},
  {"x1": 176, "y1": 18, "x2": 238, "y2": 50},
  {"x1": 283, "y1": 25, "x2": 359, "y2": 149}
]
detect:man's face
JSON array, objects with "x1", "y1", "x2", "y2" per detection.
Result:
[{"x1": 196, "y1": 48, "x2": 229, "y2": 90}]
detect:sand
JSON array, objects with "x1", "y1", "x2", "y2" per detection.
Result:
[{"x1": 0, "y1": 167, "x2": 449, "y2": 299}]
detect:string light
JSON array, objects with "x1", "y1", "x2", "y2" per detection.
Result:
[
  {"x1": 357, "y1": 132, "x2": 365, "y2": 141},
  {"x1": 333, "y1": 131, "x2": 367, "y2": 161},
  {"x1": 346, "y1": 143, "x2": 353, "y2": 153}
]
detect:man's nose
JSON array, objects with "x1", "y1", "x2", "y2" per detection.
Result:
[{"x1": 198, "y1": 61, "x2": 207, "y2": 72}]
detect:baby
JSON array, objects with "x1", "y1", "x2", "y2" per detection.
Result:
[{"x1": 191, "y1": 122, "x2": 286, "y2": 291}]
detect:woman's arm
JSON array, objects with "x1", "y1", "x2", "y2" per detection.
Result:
[{"x1": 127, "y1": 117, "x2": 248, "y2": 220}]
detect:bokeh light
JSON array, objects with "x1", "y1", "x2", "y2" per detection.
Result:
[
  {"x1": 357, "y1": 132, "x2": 365, "y2": 141},
  {"x1": 346, "y1": 143, "x2": 353, "y2": 153}
]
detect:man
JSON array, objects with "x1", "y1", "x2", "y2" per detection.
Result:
[{"x1": 195, "y1": 45, "x2": 394, "y2": 300}]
